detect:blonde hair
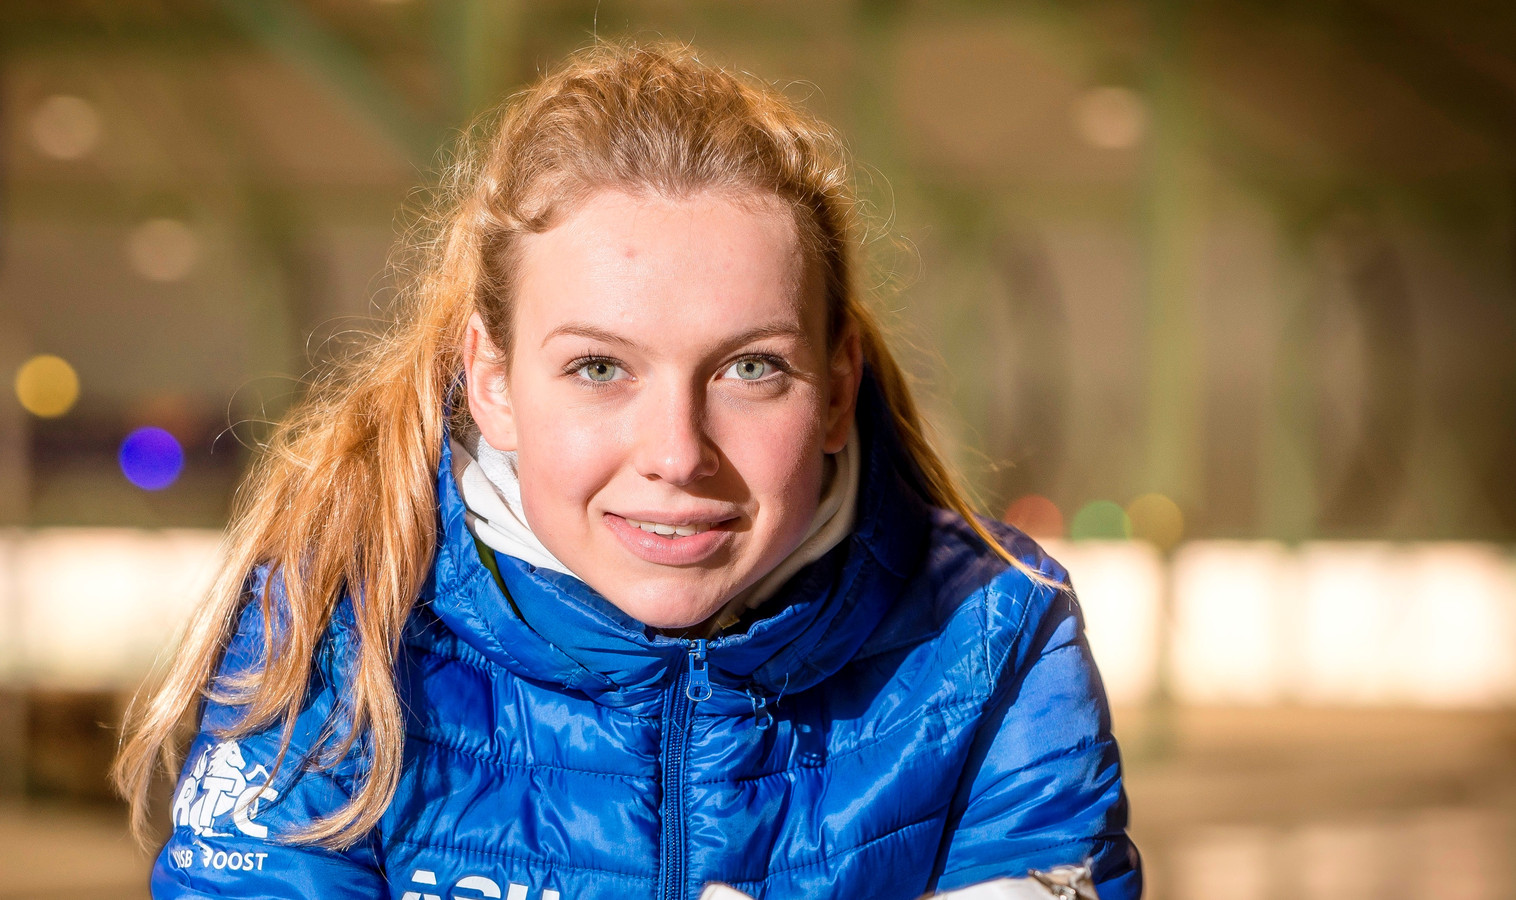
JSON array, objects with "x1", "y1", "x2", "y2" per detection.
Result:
[{"x1": 113, "y1": 41, "x2": 1048, "y2": 850}]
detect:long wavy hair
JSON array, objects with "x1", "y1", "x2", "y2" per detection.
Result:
[{"x1": 113, "y1": 41, "x2": 1050, "y2": 849}]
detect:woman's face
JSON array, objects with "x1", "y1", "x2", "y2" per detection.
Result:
[{"x1": 465, "y1": 188, "x2": 861, "y2": 631}]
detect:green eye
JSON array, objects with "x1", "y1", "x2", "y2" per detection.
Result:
[
  {"x1": 729, "y1": 358, "x2": 770, "y2": 380},
  {"x1": 578, "y1": 360, "x2": 621, "y2": 382}
]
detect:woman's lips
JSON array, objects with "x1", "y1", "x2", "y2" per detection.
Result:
[
  {"x1": 603, "y1": 513, "x2": 734, "y2": 565},
  {"x1": 622, "y1": 517, "x2": 712, "y2": 536}
]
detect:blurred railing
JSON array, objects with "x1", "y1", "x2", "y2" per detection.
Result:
[
  {"x1": 1, "y1": 531, "x2": 1513, "y2": 707},
  {"x1": 0, "y1": 529, "x2": 222, "y2": 692},
  {"x1": 1053, "y1": 540, "x2": 1516, "y2": 708}
]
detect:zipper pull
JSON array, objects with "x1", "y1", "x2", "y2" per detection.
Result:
[
  {"x1": 685, "y1": 639, "x2": 712, "y2": 702},
  {"x1": 749, "y1": 690, "x2": 774, "y2": 730}
]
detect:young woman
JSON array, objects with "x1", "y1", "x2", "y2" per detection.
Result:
[{"x1": 115, "y1": 43, "x2": 1141, "y2": 900}]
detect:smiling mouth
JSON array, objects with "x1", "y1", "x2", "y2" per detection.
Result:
[
  {"x1": 623, "y1": 517, "x2": 714, "y2": 537},
  {"x1": 604, "y1": 513, "x2": 734, "y2": 565}
]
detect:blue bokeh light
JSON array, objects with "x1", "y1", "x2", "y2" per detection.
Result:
[{"x1": 119, "y1": 426, "x2": 184, "y2": 490}]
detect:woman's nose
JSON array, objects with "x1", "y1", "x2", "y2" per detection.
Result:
[{"x1": 632, "y1": 385, "x2": 719, "y2": 485}]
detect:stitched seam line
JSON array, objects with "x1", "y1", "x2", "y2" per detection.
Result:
[
  {"x1": 386, "y1": 836, "x2": 657, "y2": 881},
  {"x1": 686, "y1": 699, "x2": 981, "y2": 785},
  {"x1": 849, "y1": 623, "x2": 948, "y2": 664},
  {"x1": 978, "y1": 589, "x2": 992, "y2": 688},
  {"x1": 994, "y1": 734, "x2": 1115, "y2": 779},
  {"x1": 404, "y1": 629, "x2": 491, "y2": 671},
  {"x1": 768, "y1": 816, "x2": 940, "y2": 876},
  {"x1": 992, "y1": 585, "x2": 1039, "y2": 678},
  {"x1": 723, "y1": 815, "x2": 942, "y2": 886},
  {"x1": 789, "y1": 556, "x2": 873, "y2": 683},
  {"x1": 941, "y1": 834, "x2": 1108, "y2": 878},
  {"x1": 404, "y1": 581, "x2": 659, "y2": 723},
  {"x1": 398, "y1": 641, "x2": 659, "y2": 722},
  {"x1": 459, "y1": 568, "x2": 543, "y2": 673},
  {"x1": 407, "y1": 730, "x2": 656, "y2": 783}
]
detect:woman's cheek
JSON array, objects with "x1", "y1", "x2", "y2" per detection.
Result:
[
  {"x1": 517, "y1": 399, "x2": 625, "y2": 504},
  {"x1": 546, "y1": 426, "x2": 623, "y2": 492},
  {"x1": 724, "y1": 402, "x2": 826, "y2": 491}
]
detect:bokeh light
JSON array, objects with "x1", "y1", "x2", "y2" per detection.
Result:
[
  {"x1": 1070, "y1": 500, "x2": 1132, "y2": 540},
  {"x1": 1004, "y1": 494, "x2": 1065, "y2": 540},
  {"x1": 14, "y1": 354, "x2": 80, "y2": 418},
  {"x1": 1073, "y1": 86, "x2": 1147, "y2": 150},
  {"x1": 29, "y1": 94, "x2": 101, "y2": 160},
  {"x1": 1127, "y1": 492, "x2": 1185, "y2": 550},
  {"x1": 118, "y1": 426, "x2": 185, "y2": 490},
  {"x1": 127, "y1": 218, "x2": 199, "y2": 282}
]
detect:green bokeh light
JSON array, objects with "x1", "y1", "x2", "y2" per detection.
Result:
[{"x1": 1070, "y1": 500, "x2": 1132, "y2": 540}]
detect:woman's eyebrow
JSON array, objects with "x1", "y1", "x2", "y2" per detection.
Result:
[
  {"x1": 724, "y1": 323, "x2": 812, "y2": 348},
  {"x1": 540, "y1": 322, "x2": 811, "y2": 350},
  {"x1": 541, "y1": 323, "x2": 629, "y2": 348}
]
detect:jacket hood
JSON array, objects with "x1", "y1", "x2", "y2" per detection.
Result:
[{"x1": 422, "y1": 372, "x2": 933, "y2": 711}]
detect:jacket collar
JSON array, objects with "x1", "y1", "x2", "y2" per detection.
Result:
[{"x1": 422, "y1": 372, "x2": 932, "y2": 710}]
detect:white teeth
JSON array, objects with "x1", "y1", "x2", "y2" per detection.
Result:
[{"x1": 626, "y1": 518, "x2": 712, "y2": 537}]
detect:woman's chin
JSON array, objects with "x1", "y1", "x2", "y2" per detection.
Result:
[{"x1": 597, "y1": 583, "x2": 735, "y2": 635}]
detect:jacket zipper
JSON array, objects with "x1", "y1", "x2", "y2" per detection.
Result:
[{"x1": 659, "y1": 639, "x2": 709, "y2": 900}]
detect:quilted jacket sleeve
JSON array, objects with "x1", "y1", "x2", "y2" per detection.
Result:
[
  {"x1": 150, "y1": 573, "x2": 386, "y2": 899},
  {"x1": 930, "y1": 579, "x2": 1142, "y2": 900}
]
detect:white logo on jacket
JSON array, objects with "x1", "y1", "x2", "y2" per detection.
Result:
[
  {"x1": 403, "y1": 868, "x2": 562, "y2": 900},
  {"x1": 170, "y1": 739, "x2": 280, "y2": 839}
]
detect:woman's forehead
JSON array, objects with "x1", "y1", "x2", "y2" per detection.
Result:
[{"x1": 512, "y1": 189, "x2": 827, "y2": 350}]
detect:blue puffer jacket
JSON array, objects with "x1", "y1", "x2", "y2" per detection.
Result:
[{"x1": 152, "y1": 383, "x2": 1141, "y2": 900}]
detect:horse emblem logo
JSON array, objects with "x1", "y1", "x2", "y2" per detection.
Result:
[{"x1": 170, "y1": 740, "x2": 280, "y2": 839}]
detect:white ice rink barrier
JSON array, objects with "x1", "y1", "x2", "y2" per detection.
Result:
[
  {"x1": 1047, "y1": 540, "x2": 1516, "y2": 707},
  {"x1": 0, "y1": 528, "x2": 222, "y2": 689},
  {"x1": 1, "y1": 531, "x2": 1514, "y2": 705}
]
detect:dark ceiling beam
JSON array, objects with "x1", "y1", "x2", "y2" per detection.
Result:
[
  {"x1": 4, "y1": 180, "x2": 405, "y2": 223},
  {"x1": 1331, "y1": 0, "x2": 1516, "y2": 158},
  {"x1": 0, "y1": 18, "x2": 242, "y2": 53},
  {"x1": 207, "y1": 0, "x2": 439, "y2": 163},
  {"x1": 1, "y1": 5, "x2": 442, "y2": 162},
  {"x1": 434, "y1": 0, "x2": 521, "y2": 124}
]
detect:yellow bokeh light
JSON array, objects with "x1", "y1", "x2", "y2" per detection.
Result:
[
  {"x1": 1127, "y1": 492, "x2": 1184, "y2": 550},
  {"x1": 15, "y1": 354, "x2": 80, "y2": 418}
]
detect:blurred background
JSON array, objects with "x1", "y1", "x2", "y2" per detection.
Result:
[{"x1": 2, "y1": 0, "x2": 1515, "y2": 897}]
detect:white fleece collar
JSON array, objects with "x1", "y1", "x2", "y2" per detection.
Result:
[{"x1": 451, "y1": 426, "x2": 860, "y2": 633}]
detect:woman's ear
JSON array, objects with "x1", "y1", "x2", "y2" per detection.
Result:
[
  {"x1": 823, "y1": 320, "x2": 863, "y2": 454},
  {"x1": 463, "y1": 313, "x2": 518, "y2": 452}
]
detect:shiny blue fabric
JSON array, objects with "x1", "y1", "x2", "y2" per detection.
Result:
[{"x1": 152, "y1": 381, "x2": 1142, "y2": 900}]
